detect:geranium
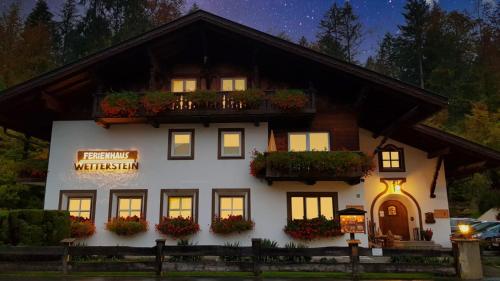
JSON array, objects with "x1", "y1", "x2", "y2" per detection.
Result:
[
  {"x1": 269, "y1": 89, "x2": 308, "y2": 111},
  {"x1": 284, "y1": 216, "x2": 342, "y2": 240},
  {"x1": 142, "y1": 91, "x2": 177, "y2": 115},
  {"x1": 231, "y1": 89, "x2": 265, "y2": 109},
  {"x1": 211, "y1": 215, "x2": 254, "y2": 234},
  {"x1": 106, "y1": 216, "x2": 148, "y2": 236},
  {"x1": 156, "y1": 216, "x2": 200, "y2": 238},
  {"x1": 100, "y1": 92, "x2": 141, "y2": 117},
  {"x1": 70, "y1": 216, "x2": 96, "y2": 238}
]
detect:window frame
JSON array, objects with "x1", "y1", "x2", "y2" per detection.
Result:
[
  {"x1": 218, "y1": 128, "x2": 245, "y2": 159},
  {"x1": 160, "y1": 189, "x2": 199, "y2": 223},
  {"x1": 168, "y1": 129, "x2": 195, "y2": 160},
  {"x1": 58, "y1": 190, "x2": 97, "y2": 222},
  {"x1": 212, "y1": 189, "x2": 251, "y2": 220},
  {"x1": 378, "y1": 144, "x2": 406, "y2": 172},
  {"x1": 116, "y1": 196, "x2": 143, "y2": 218},
  {"x1": 286, "y1": 192, "x2": 338, "y2": 221},
  {"x1": 171, "y1": 78, "x2": 197, "y2": 93},
  {"x1": 67, "y1": 197, "x2": 93, "y2": 219},
  {"x1": 218, "y1": 195, "x2": 245, "y2": 218},
  {"x1": 220, "y1": 77, "x2": 247, "y2": 92},
  {"x1": 287, "y1": 131, "x2": 331, "y2": 152},
  {"x1": 108, "y1": 189, "x2": 148, "y2": 220}
]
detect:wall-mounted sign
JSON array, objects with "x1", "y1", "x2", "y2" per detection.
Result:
[
  {"x1": 338, "y1": 208, "x2": 367, "y2": 234},
  {"x1": 433, "y1": 209, "x2": 450, "y2": 218},
  {"x1": 74, "y1": 150, "x2": 139, "y2": 171}
]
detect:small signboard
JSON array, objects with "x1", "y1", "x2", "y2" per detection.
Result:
[
  {"x1": 372, "y1": 248, "x2": 383, "y2": 256},
  {"x1": 434, "y1": 209, "x2": 450, "y2": 218}
]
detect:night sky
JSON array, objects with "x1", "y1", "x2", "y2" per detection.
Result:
[{"x1": 2, "y1": 0, "x2": 494, "y2": 62}]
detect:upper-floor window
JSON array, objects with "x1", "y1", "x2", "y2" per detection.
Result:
[
  {"x1": 168, "y1": 129, "x2": 194, "y2": 160},
  {"x1": 218, "y1": 128, "x2": 245, "y2": 159},
  {"x1": 378, "y1": 144, "x2": 405, "y2": 172},
  {"x1": 288, "y1": 132, "x2": 330, "y2": 152},
  {"x1": 172, "y1": 79, "x2": 197, "y2": 93},
  {"x1": 221, "y1": 78, "x2": 246, "y2": 91}
]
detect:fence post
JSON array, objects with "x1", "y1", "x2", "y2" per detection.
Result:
[
  {"x1": 252, "y1": 238, "x2": 262, "y2": 276},
  {"x1": 348, "y1": 234, "x2": 360, "y2": 280},
  {"x1": 452, "y1": 239, "x2": 483, "y2": 280},
  {"x1": 60, "y1": 238, "x2": 75, "y2": 275},
  {"x1": 155, "y1": 239, "x2": 166, "y2": 276}
]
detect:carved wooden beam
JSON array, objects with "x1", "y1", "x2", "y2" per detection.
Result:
[
  {"x1": 41, "y1": 92, "x2": 64, "y2": 113},
  {"x1": 427, "y1": 147, "x2": 450, "y2": 159},
  {"x1": 252, "y1": 47, "x2": 260, "y2": 88},
  {"x1": 429, "y1": 156, "x2": 443, "y2": 198},
  {"x1": 372, "y1": 105, "x2": 419, "y2": 138},
  {"x1": 354, "y1": 86, "x2": 369, "y2": 110},
  {"x1": 148, "y1": 48, "x2": 161, "y2": 90}
]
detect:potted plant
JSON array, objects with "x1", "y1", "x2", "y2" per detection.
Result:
[
  {"x1": 284, "y1": 216, "x2": 342, "y2": 240},
  {"x1": 423, "y1": 229, "x2": 433, "y2": 241},
  {"x1": 250, "y1": 150, "x2": 266, "y2": 177},
  {"x1": 100, "y1": 92, "x2": 141, "y2": 117},
  {"x1": 156, "y1": 216, "x2": 200, "y2": 239},
  {"x1": 106, "y1": 216, "x2": 148, "y2": 236},
  {"x1": 186, "y1": 90, "x2": 219, "y2": 109},
  {"x1": 269, "y1": 89, "x2": 308, "y2": 111},
  {"x1": 142, "y1": 91, "x2": 177, "y2": 115},
  {"x1": 70, "y1": 216, "x2": 96, "y2": 239},
  {"x1": 231, "y1": 89, "x2": 265, "y2": 109},
  {"x1": 211, "y1": 215, "x2": 254, "y2": 234}
]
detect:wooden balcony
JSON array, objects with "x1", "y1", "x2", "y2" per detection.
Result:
[
  {"x1": 93, "y1": 90, "x2": 316, "y2": 127},
  {"x1": 260, "y1": 151, "x2": 373, "y2": 186}
]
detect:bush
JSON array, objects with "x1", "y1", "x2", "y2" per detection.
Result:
[
  {"x1": 283, "y1": 241, "x2": 311, "y2": 263},
  {"x1": 231, "y1": 89, "x2": 265, "y2": 109},
  {"x1": 211, "y1": 215, "x2": 254, "y2": 234},
  {"x1": 3, "y1": 210, "x2": 70, "y2": 246},
  {"x1": 100, "y1": 92, "x2": 141, "y2": 117},
  {"x1": 70, "y1": 216, "x2": 96, "y2": 238},
  {"x1": 269, "y1": 89, "x2": 308, "y2": 110},
  {"x1": 142, "y1": 91, "x2": 177, "y2": 114},
  {"x1": 106, "y1": 216, "x2": 148, "y2": 236},
  {"x1": 186, "y1": 90, "x2": 219, "y2": 109},
  {"x1": 284, "y1": 216, "x2": 342, "y2": 240},
  {"x1": 156, "y1": 216, "x2": 200, "y2": 238},
  {"x1": 169, "y1": 239, "x2": 201, "y2": 262},
  {"x1": 0, "y1": 211, "x2": 9, "y2": 245}
]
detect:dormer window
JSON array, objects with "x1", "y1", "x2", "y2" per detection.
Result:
[
  {"x1": 378, "y1": 144, "x2": 405, "y2": 172},
  {"x1": 172, "y1": 79, "x2": 197, "y2": 93},
  {"x1": 221, "y1": 78, "x2": 246, "y2": 91}
]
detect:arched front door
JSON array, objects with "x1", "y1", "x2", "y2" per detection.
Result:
[{"x1": 379, "y1": 200, "x2": 410, "y2": 240}]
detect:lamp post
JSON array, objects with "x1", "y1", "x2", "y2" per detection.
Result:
[
  {"x1": 338, "y1": 208, "x2": 367, "y2": 280},
  {"x1": 452, "y1": 222, "x2": 483, "y2": 279}
]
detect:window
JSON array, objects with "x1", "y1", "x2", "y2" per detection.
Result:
[
  {"x1": 108, "y1": 189, "x2": 147, "y2": 220},
  {"x1": 378, "y1": 144, "x2": 405, "y2": 172},
  {"x1": 160, "y1": 189, "x2": 199, "y2": 222},
  {"x1": 221, "y1": 78, "x2": 247, "y2": 91},
  {"x1": 287, "y1": 192, "x2": 338, "y2": 220},
  {"x1": 218, "y1": 128, "x2": 244, "y2": 159},
  {"x1": 288, "y1": 132, "x2": 330, "y2": 151},
  {"x1": 59, "y1": 190, "x2": 96, "y2": 222},
  {"x1": 171, "y1": 79, "x2": 197, "y2": 93},
  {"x1": 212, "y1": 189, "x2": 250, "y2": 220},
  {"x1": 168, "y1": 129, "x2": 194, "y2": 159},
  {"x1": 68, "y1": 198, "x2": 92, "y2": 219},
  {"x1": 118, "y1": 197, "x2": 142, "y2": 218}
]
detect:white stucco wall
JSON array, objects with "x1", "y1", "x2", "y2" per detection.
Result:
[
  {"x1": 45, "y1": 121, "x2": 367, "y2": 247},
  {"x1": 359, "y1": 129, "x2": 452, "y2": 248}
]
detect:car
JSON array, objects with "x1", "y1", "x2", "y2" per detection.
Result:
[
  {"x1": 450, "y1": 218, "x2": 481, "y2": 233},
  {"x1": 473, "y1": 224, "x2": 500, "y2": 249},
  {"x1": 472, "y1": 221, "x2": 500, "y2": 234}
]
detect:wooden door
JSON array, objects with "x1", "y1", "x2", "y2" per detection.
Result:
[{"x1": 379, "y1": 200, "x2": 410, "y2": 240}]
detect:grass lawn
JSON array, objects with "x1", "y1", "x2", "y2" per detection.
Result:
[{"x1": 0, "y1": 271, "x2": 436, "y2": 279}]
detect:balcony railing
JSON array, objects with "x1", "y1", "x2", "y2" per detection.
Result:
[
  {"x1": 251, "y1": 151, "x2": 373, "y2": 185},
  {"x1": 93, "y1": 90, "x2": 316, "y2": 127}
]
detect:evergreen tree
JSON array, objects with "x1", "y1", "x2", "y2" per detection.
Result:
[
  {"x1": 368, "y1": 33, "x2": 400, "y2": 78},
  {"x1": 75, "y1": 0, "x2": 113, "y2": 57},
  {"x1": 298, "y1": 36, "x2": 309, "y2": 47},
  {"x1": 188, "y1": 2, "x2": 200, "y2": 13},
  {"x1": 317, "y1": 3, "x2": 348, "y2": 60},
  {"x1": 0, "y1": 3, "x2": 24, "y2": 87},
  {"x1": 147, "y1": 0, "x2": 185, "y2": 26},
  {"x1": 111, "y1": 1, "x2": 152, "y2": 44},
  {"x1": 56, "y1": 0, "x2": 79, "y2": 63},
  {"x1": 339, "y1": 1, "x2": 362, "y2": 63},
  {"x1": 25, "y1": 0, "x2": 54, "y2": 29}
]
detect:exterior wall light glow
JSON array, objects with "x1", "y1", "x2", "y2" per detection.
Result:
[{"x1": 458, "y1": 223, "x2": 472, "y2": 239}]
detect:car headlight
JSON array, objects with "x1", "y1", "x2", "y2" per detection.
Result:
[{"x1": 472, "y1": 233, "x2": 481, "y2": 238}]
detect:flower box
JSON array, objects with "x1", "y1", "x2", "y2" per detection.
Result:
[
  {"x1": 70, "y1": 216, "x2": 96, "y2": 239},
  {"x1": 100, "y1": 92, "x2": 141, "y2": 117},
  {"x1": 231, "y1": 89, "x2": 265, "y2": 109},
  {"x1": 156, "y1": 216, "x2": 200, "y2": 238},
  {"x1": 284, "y1": 216, "x2": 342, "y2": 240},
  {"x1": 269, "y1": 89, "x2": 308, "y2": 111},
  {"x1": 106, "y1": 216, "x2": 148, "y2": 236},
  {"x1": 211, "y1": 215, "x2": 254, "y2": 234},
  {"x1": 142, "y1": 91, "x2": 177, "y2": 115}
]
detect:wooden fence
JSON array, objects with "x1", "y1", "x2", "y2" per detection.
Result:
[{"x1": 0, "y1": 238, "x2": 457, "y2": 277}]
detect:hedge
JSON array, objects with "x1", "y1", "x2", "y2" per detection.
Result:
[{"x1": 0, "y1": 210, "x2": 70, "y2": 246}]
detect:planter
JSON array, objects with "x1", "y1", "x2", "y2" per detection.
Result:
[
  {"x1": 106, "y1": 216, "x2": 148, "y2": 236},
  {"x1": 156, "y1": 216, "x2": 200, "y2": 239},
  {"x1": 100, "y1": 92, "x2": 141, "y2": 117},
  {"x1": 231, "y1": 89, "x2": 265, "y2": 109},
  {"x1": 142, "y1": 91, "x2": 177, "y2": 115},
  {"x1": 269, "y1": 89, "x2": 308, "y2": 111},
  {"x1": 186, "y1": 90, "x2": 219, "y2": 109},
  {"x1": 423, "y1": 229, "x2": 433, "y2": 241},
  {"x1": 211, "y1": 215, "x2": 254, "y2": 234},
  {"x1": 70, "y1": 216, "x2": 96, "y2": 238},
  {"x1": 284, "y1": 216, "x2": 342, "y2": 240}
]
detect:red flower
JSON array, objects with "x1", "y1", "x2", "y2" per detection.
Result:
[
  {"x1": 70, "y1": 216, "x2": 96, "y2": 238},
  {"x1": 283, "y1": 216, "x2": 341, "y2": 240},
  {"x1": 106, "y1": 216, "x2": 148, "y2": 236},
  {"x1": 156, "y1": 216, "x2": 200, "y2": 239},
  {"x1": 211, "y1": 215, "x2": 254, "y2": 234}
]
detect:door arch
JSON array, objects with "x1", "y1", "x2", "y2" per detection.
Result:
[{"x1": 378, "y1": 200, "x2": 410, "y2": 240}]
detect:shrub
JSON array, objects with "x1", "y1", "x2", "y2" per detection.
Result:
[
  {"x1": 0, "y1": 211, "x2": 9, "y2": 245},
  {"x1": 142, "y1": 91, "x2": 177, "y2": 115},
  {"x1": 260, "y1": 239, "x2": 280, "y2": 263},
  {"x1": 269, "y1": 89, "x2": 308, "y2": 110},
  {"x1": 186, "y1": 90, "x2": 219, "y2": 109},
  {"x1": 220, "y1": 241, "x2": 243, "y2": 262},
  {"x1": 250, "y1": 150, "x2": 266, "y2": 177},
  {"x1": 156, "y1": 216, "x2": 200, "y2": 238},
  {"x1": 17, "y1": 159, "x2": 48, "y2": 179},
  {"x1": 169, "y1": 239, "x2": 201, "y2": 262},
  {"x1": 284, "y1": 216, "x2": 342, "y2": 240},
  {"x1": 70, "y1": 216, "x2": 96, "y2": 238},
  {"x1": 283, "y1": 241, "x2": 311, "y2": 263},
  {"x1": 231, "y1": 89, "x2": 265, "y2": 109},
  {"x1": 211, "y1": 215, "x2": 254, "y2": 234},
  {"x1": 106, "y1": 216, "x2": 148, "y2": 236},
  {"x1": 100, "y1": 92, "x2": 141, "y2": 117}
]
